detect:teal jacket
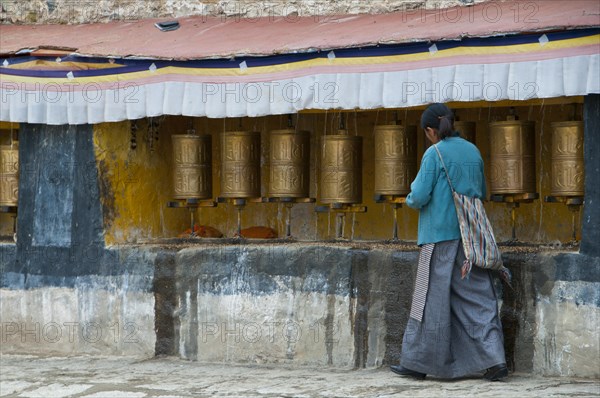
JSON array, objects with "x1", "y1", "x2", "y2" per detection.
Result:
[{"x1": 406, "y1": 136, "x2": 487, "y2": 246}]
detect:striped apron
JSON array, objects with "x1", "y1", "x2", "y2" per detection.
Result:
[{"x1": 409, "y1": 243, "x2": 434, "y2": 322}]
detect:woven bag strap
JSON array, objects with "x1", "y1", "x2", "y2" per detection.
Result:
[{"x1": 433, "y1": 143, "x2": 456, "y2": 193}]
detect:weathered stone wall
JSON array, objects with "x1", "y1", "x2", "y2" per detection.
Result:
[
  {"x1": 499, "y1": 251, "x2": 600, "y2": 378},
  {"x1": 531, "y1": 253, "x2": 599, "y2": 377},
  {"x1": 174, "y1": 244, "x2": 417, "y2": 368},
  {"x1": 2, "y1": 241, "x2": 598, "y2": 377},
  {"x1": 0, "y1": 245, "x2": 157, "y2": 357},
  {"x1": 1, "y1": 0, "x2": 482, "y2": 24},
  {"x1": 168, "y1": 243, "x2": 599, "y2": 377}
]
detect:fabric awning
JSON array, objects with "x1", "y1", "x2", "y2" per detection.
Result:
[{"x1": 1, "y1": 1, "x2": 599, "y2": 125}]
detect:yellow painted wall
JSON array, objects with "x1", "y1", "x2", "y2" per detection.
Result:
[
  {"x1": 94, "y1": 99, "x2": 583, "y2": 244},
  {"x1": 94, "y1": 120, "x2": 190, "y2": 245}
]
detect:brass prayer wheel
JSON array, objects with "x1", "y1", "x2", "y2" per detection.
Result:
[
  {"x1": 489, "y1": 118, "x2": 536, "y2": 194},
  {"x1": 374, "y1": 124, "x2": 417, "y2": 196},
  {"x1": 550, "y1": 121, "x2": 584, "y2": 196},
  {"x1": 0, "y1": 144, "x2": 19, "y2": 207},
  {"x1": 320, "y1": 131, "x2": 362, "y2": 204},
  {"x1": 220, "y1": 131, "x2": 261, "y2": 198},
  {"x1": 268, "y1": 129, "x2": 311, "y2": 198},
  {"x1": 172, "y1": 134, "x2": 212, "y2": 199},
  {"x1": 454, "y1": 121, "x2": 476, "y2": 143}
]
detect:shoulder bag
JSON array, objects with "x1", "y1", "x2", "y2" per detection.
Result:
[{"x1": 433, "y1": 144, "x2": 511, "y2": 284}]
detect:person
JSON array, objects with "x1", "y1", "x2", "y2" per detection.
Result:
[{"x1": 390, "y1": 103, "x2": 508, "y2": 381}]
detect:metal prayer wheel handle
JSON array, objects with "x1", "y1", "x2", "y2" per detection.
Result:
[
  {"x1": 454, "y1": 121, "x2": 476, "y2": 143},
  {"x1": 550, "y1": 121, "x2": 584, "y2": 197},
  {"x1": 489, "y1": 119, "x2": 536, "y2": 195},
  {"x1": 335, "y1": 213, "x2": 346, "y2": 240},
  {"x1": 215, "y1": 198, "x2": 246, "y2": 238},
  {"x1": 568, "y1": 204, "x2": 582, "y2": 242},
  {"x1": 490, "y1": 193, "x2": 538, "y2": 242},
  {"x1": 171, "y1": 134, "x2": 212, "y2": 200},
  {"x1": 373, "y1": 125, "x2": 417, "y2": 197},
  {"x1": 285, "y1": 203, "x2": 293, "y2": 238},
  {"x1": 0, "y1": 144, "x2": 19, "y2": 207},
  {"x1": 320, "y1": 133, "x2": 363, "y2": 205},
  {"x1": 388, "y1": 204, "x2": 401, "y2": 241},
  {"x1": 220, "y1": 131, "x2": 261, "y2": 199},
  {"x1": 265, "y1": 197, "x2": 315, "y2": 239},
  {"x1": 315, "y1": 204, "x2": 367, "y2": 241},
  {"x1": 509, "y1": 203, "x2": 519, "y2": 241},
  {"x1": 392, "y1": 203, "x2": 402, "y2": 241},
  {"x1": 544, "y1": 196, "x2": 584, "y2": 242},
  {"x1": 188, "y1": 208, "x2": 195, "y2": 237},
  {"x1": 12, "y1": 213, "x2": 17, "y2": 242},
  {"x1": 268, "y1": 129, "x2": 311, "y2": 198},
  {"x1": 374, "y1": 195, "x2": 406, "y2": 241},
  {"x1": 167, "y1": 198, "x2": 217, "y2": 238},
  {"x1": 214, "y1": 197, "x2": 264, "y2": 238},
  {"x1": 236, "y1": 205, "x2": 243, "y2": 237}
]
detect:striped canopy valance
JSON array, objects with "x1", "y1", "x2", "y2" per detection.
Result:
[{"x1": 1, "y1": 28, "x2": 599, "y2": 125}]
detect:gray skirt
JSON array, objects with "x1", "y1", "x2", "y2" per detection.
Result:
[{"x1": 400, "y1": 240, "x2": 506, "y2": 378}]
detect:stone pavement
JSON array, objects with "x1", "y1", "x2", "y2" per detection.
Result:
[{"x1": 1, "y1": 355, "x2": 598, "y2": 398}]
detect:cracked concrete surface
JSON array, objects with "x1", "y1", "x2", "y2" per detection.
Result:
[{"x1": 1, "y1": 355, "x2": 599, "y2": 397}]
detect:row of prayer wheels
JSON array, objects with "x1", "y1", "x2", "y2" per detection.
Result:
[
  {"x1": 171, "y1": 124, "x2": 469, "y2": 204},
  {"x1": 489, "y1": 118, "x2": 584, "y2": 197},
  {"x1": 170, "y1": 119, "x2": 584, "y2": 203},
  {"x1": 0, "y1": 144, "x2": 19, "y2": 207},
  {"x1": 172, "y1": 128, "x2": 364, "y2": 203},
  {"x1": 172, "y1": 130, "x2": 311, "y2": 201}
]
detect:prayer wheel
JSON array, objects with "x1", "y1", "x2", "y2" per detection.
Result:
[
  {"x1": 489, "y1": 118, "x2": 536, "y2": 194},
  {"x1": 374, "y1": 124, "x2": 417, "y2": 196},
  {"x1": 172, "y1": 135, "x2": 212, "y2": 199},
  {"x1": 220, "y1": 131, "x2": 261, "y2": 199},
  {"x1": 268, "y1": 129, "x2": 311, "y2": 198},
  {"x1": 0, "y1": 144, "x2": 19, "y2": 207},
  {"x1": 454, "y1": 121, "x2": 476, "y2": 143},
  {"x1": 320, "y1": 130, "x2": 362, "y2": 204},
  {"x1": 550, "y1": 121, "x2": 584, "y2": 197}
]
